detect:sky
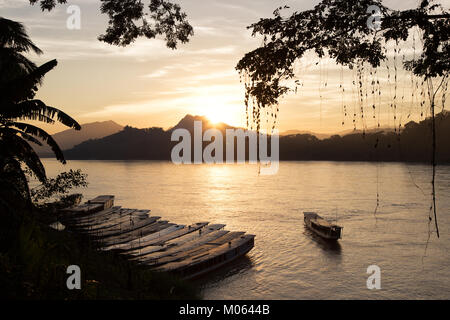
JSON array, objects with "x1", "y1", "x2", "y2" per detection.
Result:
[{"x1": 1, "y1": 0, "x2": 449, "y2": 134}]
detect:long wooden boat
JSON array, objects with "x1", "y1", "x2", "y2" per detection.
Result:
[
  {"x1": 124, "y1": 222, "x2": 209, "y2": 257},
  {"x1": 102, "y1": 224, "x2": 184, "y2": 250},
  {"x1": 303, "y1": 212, "x2": 343, "y2": 240},
  {"x1": 76, "y1": 209, "x2": 149, "y2": 232},
  {"x1": 79, "y1": 210, "x2": 149, "y2": 234},
  {"x1": 164, "y1": 224, "x2": 226, "y2": 247},
  {"x1": 115, "y1": 225, "x2": 186, "y2": 256},
  {"x1": 141, "y1": 231, "x2": 244, "y2": 266},
  {"x1": 154, "y1": 234, "x2": 255, "y2": 280},
  {"x1": 89, "y1": 216, "x2": 161, "y2": 239},
  {"x1": 61, "y1": 206, "x2": 122, "y2": 225},
  {"x1": 137, "y1": 229, "x2": 230, "y2": 265},
  {"x1": 60, "y1": 195, "x2": 256, "y2": 280},
  {"x1": 73, "y1": 208, "x2": 149, "y2": 228},
  {"x1": 100, "y1": 221, "x2": 174, "y2": 249},
  {"x1": 60, "y1": 195, "x2": 115, "y2": 218}
]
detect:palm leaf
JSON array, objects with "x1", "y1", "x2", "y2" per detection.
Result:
[
  {"x1": 1, "y1": 100, "x2": 80, "y2": 130},
  {"x1": 0, "y1": 47, "x2": 37, "y2": 80},
  {"x1": 0, "y1": 59, "x2": 58, "y2": 102},
  {"x1": 10, "y1": 122, "x2": 66, "y2": 164},
  {"x1": 0, "y1": 18, "x2": 42, "y2": 54},
  {"x1": 0, "y1": 127, "x2": 43, "y2": 146},
  {"x1": 0, "y1": 162, "x2": 32, "y2": 204},
  {"x1": 0, "y1": 134, "x2": 46, "y2": 182}
]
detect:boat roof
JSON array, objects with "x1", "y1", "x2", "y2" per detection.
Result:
[
  {"x1": 311, "y1": 217, "x2": 342, "y2": 229},
  {"x1": 304, "y1": 211, "x2": 342, "y2": 228}
]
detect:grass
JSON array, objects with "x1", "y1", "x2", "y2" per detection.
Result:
[{"x1": 0, "y1": 205, "x2": 200, "y2": 300}]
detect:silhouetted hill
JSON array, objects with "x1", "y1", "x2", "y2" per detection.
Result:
[
  {"x1": 36, "y1": 120, "x2": 123, "y2": 156},
  {"x1": 280, "y1": 112, "x2": 450, "y2": 162},
  {"x1": 168, "y1": 114, "x2": 237, "y2": 133},
  {"x1": 280, "y1": 127, "x2": 396, "y2": 140},
  {"x1": 63, "y1": 112, "x2": 450, "y2": 163},
  {"x1": 280, "y1": 130, "x2": 332, "y2": 139}
]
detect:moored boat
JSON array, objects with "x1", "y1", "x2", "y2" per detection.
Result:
[
  {"x1": 154, "y1": 234, "x2": 255, "y2": 279},
  {"x1": 303, "y1": 212, "x2": 343, "y2": 240},
  {"x1": 61, "y1": 195, "x2": 256, "y2": 280}
]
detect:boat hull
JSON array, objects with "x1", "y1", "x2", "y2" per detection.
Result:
[
  {"x1": 303, "y1": 213, "x2": 342, "y2": 241},
  {"x1": 182, "y1": 236, "x2": 255, "y2": 280}
]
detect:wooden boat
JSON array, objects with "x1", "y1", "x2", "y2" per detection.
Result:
[
  {"x1": 61, "y1": 195, "x2": 256, "y2": 280},
  {"x1": 79, "y1": 210, "x2": 149, "y2": 233},
  {"x1": 60, "y1": 195, "x2": 115, "y2": 218},
  {"x1": 164, "y1": 224, "x2": 226, "y2": 247},
  {"x1": 101, "y1": 221, "x2": 174, "y2": 249},
  {"x1": 86, "y1": 195, "x2": 115, "y2": 210},
  {"x1": 303, "y1": 212, "x2": 343, "y2": 240},
  {"x1": 124, "y1": 222, "x2": 209, "y2": 257},
  {"x1": 72, "y1": 208, "x2": 149, "y2": 227},
  {"x1": 103, "y1": 224, "x2": 184, "y2": 250},
  {"x1": 155, "y1": 234, "x2": 255, "y2": 279},
  {"x1": 76, "y1": 209, "x2": 149, "y2": 232},
  {"x1": 64, "y1": 206, "x2": 122, "y2": 225},
  {"x1": 136, "y1": 229, "x2": 230, "y2": 265},
  {"x1": 142, "y1": 231, "x2": 244, "y2": 266},
  {"x1": 90, "y1": 215, "x2": 161, "y2": 239}
]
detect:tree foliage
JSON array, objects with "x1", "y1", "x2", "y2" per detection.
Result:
[
  {"x1": 31, "y1": 169, "x2": 88, "y2": 203},
  {"x1": 236, "y1": 0, "x2": 449, "y2": 112},
  {"x1": 0, "y1": 17, "x2": 81, "y2": 208},
  {"x1": 236, "y1": 0, "x2": 449, "y2": 238},
  {"x1": 29, "y1": 0, "x2": 194, "y2": 48}
]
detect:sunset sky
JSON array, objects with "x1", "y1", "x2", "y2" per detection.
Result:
[{"x1": 2, "y1": 0, "x2": 448, "y2": 134}]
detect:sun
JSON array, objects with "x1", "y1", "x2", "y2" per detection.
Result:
[
  {"x1": 205, "y1": 107, "x2": 227, "y2": 124},
  {"x1": 193, "y1": 96, "x2": 242, "y2": 126}
]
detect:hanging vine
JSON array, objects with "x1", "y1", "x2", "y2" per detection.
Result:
[{"x1": 236, "y1": 0, "x2": 449, "y2": 238}]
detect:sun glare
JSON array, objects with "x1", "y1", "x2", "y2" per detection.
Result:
[{"x1": 193, "y1": 96, "x2": 244, "y2": 127}]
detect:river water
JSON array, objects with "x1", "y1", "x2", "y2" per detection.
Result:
[{"x1": 42, "y1": 159, "x2": 450, "y2": 299}]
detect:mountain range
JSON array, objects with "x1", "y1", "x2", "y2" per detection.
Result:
[
  {"x1": 35, "y1": 120, "x2": 123, "y2": 156},
  {"x1": 49, "y1": 112, "x2": 450, "y2": 163}
]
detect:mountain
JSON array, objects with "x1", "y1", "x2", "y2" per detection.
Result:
[
  {"x1": 36, "y1": 120, "x2": 123, "y2": 156},
  {"x1": 63, "y1": 112, "x2": 450, "y2": 163},
  {"x1": 63, "y1": 115, "x2": 239, "y2": 160},
  {"x1": 168, "y1": 114, "x2": 237, "y2": 133},
  {"x1": 280, "y1": 127, "x2": 396, "y2": 140},
  {"x1": 280, "y1": 130, "x2": 332, "y2": 139},
  {"x1": 279, "y1": 112, "x2": 450, "y2": 162}
]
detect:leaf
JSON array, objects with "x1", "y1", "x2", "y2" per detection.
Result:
[{"x1": 11, "y1": 122, "x2": 66, "y2": 164}]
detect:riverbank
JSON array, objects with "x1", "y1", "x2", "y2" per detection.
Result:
[{"x1": 0, "y1": 204, "x2": 200, "y2": 300}]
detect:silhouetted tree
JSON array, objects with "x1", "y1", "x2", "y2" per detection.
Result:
[
  {"x1": 0, "y1": 17, "x2": 80, "y2": 208},
  {"x1": 236, "y1": 0, "x2": 449, "y2": 237},
  {"x1": 237, "y1": 0, "x2": 448, "y2": 111},
  {"x1": 28, "y1": 0, "x2": 194, "y2": 48}
]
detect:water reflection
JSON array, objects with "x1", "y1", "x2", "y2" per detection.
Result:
[
  {"x1": 303, "y1": 227, "x2": 343, "y2": 255},
  {"x1": 195, "y1": 256, "x2": 255, "y2": 287}
]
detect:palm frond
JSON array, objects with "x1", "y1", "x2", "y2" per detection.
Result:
[
  {"x1": 0, "y1": 17, "x2": 42, "y2": 54},
  {"x1": 11, "y1": 122, "x2": 66, "y2": 164},
  {"x1": 1, "y1": 100, "x2": 80, "y2": 129},
  {"x1": 0, "y1": 59, "x2": 58, "y2": 102},
  {"x1": 0, "y1": 47, "x2": 37, "y2": 79},
  {"x1": 8, "y1": 112, "x2": 56, "y2": 125},
  {"x1": 0, "y1": 157, "x2": 33, "y2": 206},
  {"x1": 0, "y1": 127, "x2": 43, "y2": 146},
  {"x1": 0, "y1": 134, "x2": 46, "y2": 182}
]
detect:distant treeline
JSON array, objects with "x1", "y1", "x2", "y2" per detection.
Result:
[{"x1": 63, "y1": 112, "x2": 450, "y2": 163}]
